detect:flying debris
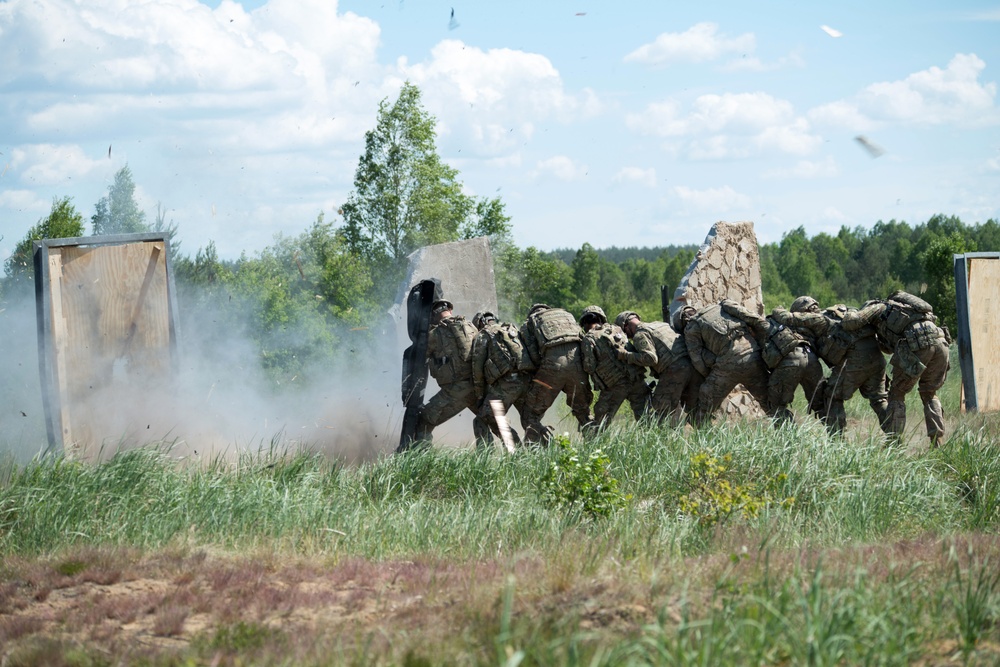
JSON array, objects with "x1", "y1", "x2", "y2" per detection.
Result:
[
  {"x1": 820, "y1": 25, "x2": 843, "y2": 38},
  {"x1": 448, "y1": 7, "x2": 459, "y2": 30},
  {"x1": 575, "y1": 12, "x2": 586, "y2": 16},
  {"x1": 108, "y1": 144, "x2": 112, "y2": 159},
  {"x1": 854, "y1": 135, "x2": 885, "y2": 158}
]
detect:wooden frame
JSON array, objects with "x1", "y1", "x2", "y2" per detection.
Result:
[
  {"x1": 33, "y1": 233, "x2": 180, "y2": 457},
  {"x1": 954, "y1": 252, "x2": 1000, "y2": 413}
]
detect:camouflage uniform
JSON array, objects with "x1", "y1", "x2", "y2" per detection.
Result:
[
  {"x1": 616, "y1": 311, "x2": 702, "y2": 425},
  {"x1": 417, "y1": 311, "x2": 491, "y2": 443},
  {"x1": 721, "y1": 300, "x2": 824, "y2": 426},
  {"x1": 470, "y1": 313, "x2": 535, "y2": 445},
  {"x1": 579, "y1": 306, "x2": 649, "y2": 432},
  {"x1": 772, "y1": 299, "x2": 888, "y2": 435},
  {"x1": 519, "y1": 304, "x2": 594, "y2": 444},
  {"x1": 842, "y1": 291, "x2": 949, "y2": 444},
  {"x1": 680, "y1": 303, "x2": 770, "y2": 427}
]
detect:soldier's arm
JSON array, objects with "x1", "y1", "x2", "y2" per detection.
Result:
[
  {"x1": 470, "y1": 333, "x2": 488, "y2": 400},
  {"x1": 520, "y1": 322, "x2": 542, "y2": 367},
  {"x1": 841, "y1": 302, "x2": 885, "y2": 331},
  {"x1": 684, "y1": 324, "x2": 710, "y2": 377},
  {"x1": 619, "y1": 330, "x2": 657, "y2": 367},
  {"x1": 771, "y1": 308, "x2": 830, "y2": 337}
]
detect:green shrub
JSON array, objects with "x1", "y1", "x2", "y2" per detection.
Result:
[
  {"x1": 539, "y1": 435, "x2": 628, "y2": 518},
  {"x1": 678, "y1": 449, "x2": 794, "y2": 527}
]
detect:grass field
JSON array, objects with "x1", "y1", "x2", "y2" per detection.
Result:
[{"x1": 3, "y1": 361, "x2": 1000, "y2": 666}]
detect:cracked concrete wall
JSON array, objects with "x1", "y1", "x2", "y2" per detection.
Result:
[{"x1": 670, "y1": 221, "x2": 767, "y2": 419}]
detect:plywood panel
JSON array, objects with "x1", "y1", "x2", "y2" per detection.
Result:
[
  {"x1": 45, "y1": 240, "x2": 172, "y2": 459},
  {"x1": 968, "y1": 258, "x2": 1000, "y2": 412}
]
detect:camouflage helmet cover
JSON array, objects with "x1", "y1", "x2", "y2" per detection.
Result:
[
  {"x1": 579, "y1": 305, "x2": 608, "y2": 326},
  {"x1": 672, "y1": 305, "x2": 697, "y2": 331},
  {"x1": 615, "y1": 311, "x2": 639, "y2": 329},
  {"x1": 431, "y1": 299, "x2": 454, "y2": 316},
  {"x1": 527, "y1": 303, "x2": 550, "y2": 317},
  {"x1": 790, "y1": 296, "x2": 819, "y2": 313},
  {"x1": 472, "y1": 311, "x2": 497, "y2": 329}
]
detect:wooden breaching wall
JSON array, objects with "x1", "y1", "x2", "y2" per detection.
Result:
[
  {"x1": 33, "y1": 233, "x2": 179, "y2": 460},
  {"x1": 954, "y1": 252, "x2": 1000, "y2": 413}
]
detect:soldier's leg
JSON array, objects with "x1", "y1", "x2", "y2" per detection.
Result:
[
  {"x1": 521, "y1": 370, "x2": 562, "y2": 444},
  {"x1": 693, "y1": 367, "x2": 739, "y2": 427},
  {"x1": 738, "y1": 356, "x2": 772, "y2": 418},
  {"x1": 886, "y1": 354, "x2": 920, "y2": 439},
  {"x1": 592, "y1": 385, "x2": 626, "y2": 432},
  {"x1": 800, "y1": 350, "x2": 825, "y2": 420},
  {"x1": 627, "y1": 378, "x2": 651, "y2": 421},
  {"x1": 767, "y1": 356, "x2": 799, "y2": 425},
  {"x1": 560, "y1": 353, "x2": 595, "y2": 431},
  {"x1": 917, "y1": 343, "x2": 949, "y2": 444},
  {"x1": 419, "y1": 386, "x2": 470, "y2": 444},
  {"x1": 652, "y1": 362, "x2": 689, "y2": 425}
]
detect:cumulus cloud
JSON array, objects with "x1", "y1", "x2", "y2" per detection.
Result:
[
  {"x1": 533, "y1": 156, "x2": 588, "y2": 182},
  {"x1": 402, "y1": 40, "x2": 603, "y2": 156},
  {"x1": 669, "y1": 185, "x2": 751, "y2": 212},
  {"x1": 613, "y1": 167, "x2": 657, "y2": 188},
  {"x1": 624, "y1": 23, "x2": 754, "y2": 67},
  {"x1": 761, "y1": 156, "x2": 839, "y2": 180},
  {"x1": 10, "y1": 145, "x2": 106, "y2": 186},
  {"x1": 809, "y1": 53, "x2": 999, "y2": 130},
  {"x1": 626, "y1": 92, "x2": 822, "y2": 158}
]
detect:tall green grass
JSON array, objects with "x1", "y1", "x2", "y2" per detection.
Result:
[{"x1": 2, "y1": 409, "x2": 996, "y2": 560}]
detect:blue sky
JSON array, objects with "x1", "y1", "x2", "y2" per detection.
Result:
[{"x1": 1, "y1": 0, "x2": 998, "y2": 261}]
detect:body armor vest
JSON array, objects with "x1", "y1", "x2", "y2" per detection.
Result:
[
  {"x1": 583, "y1": 324, "x2": 637, "y2": 390},
  {"x1": 529, "y1": 308, "x2": 581, "y2": 350}
]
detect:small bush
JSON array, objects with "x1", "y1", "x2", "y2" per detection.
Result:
[
  {"x1": 678, "y1": 449, "x2": 793, "y2": 527},
  {"x1": 540, "y1": 435, "x2": 628, "y2": 518}
]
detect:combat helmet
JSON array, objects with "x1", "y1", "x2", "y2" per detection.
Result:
[
  {"x1": 615, "y1": 311, "x2": 639, "y2": 329},
  {"x1": 672, "y1": 305, "x2": 697, "y2": 332},
  {"x1": 527, "y1": 303, "x2": 550, "y2": 317},
  {"x1": 472, "y1": 311, "x2": 497, "y2": 329},
  {"x1": 790, "y1": 296, "x2": 819, "y2": 313},
  {"x1": 431, "y1": 299, "x2": 454, "y2": 318},
  {"x1": 579, "y1": 305, "x2": 608, "y2": 327}
]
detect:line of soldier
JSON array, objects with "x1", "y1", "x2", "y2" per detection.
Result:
[{"x1": 411, "y1": 290, "x2": 950, "y2": 448}]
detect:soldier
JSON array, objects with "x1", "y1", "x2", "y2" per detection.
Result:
[
  {"x1": 842, "y1": 291, "x2": 950, "y2": 445},
  {"x1": 771, "y1": 296, "x2": 888, "y2": 436},
  {"x1": 579, "y1": 306, "x2": 650, "y2": 432},
  {"x1": 415, "y1": 300, "x2": 491, "y2": 445},
  {"x1": 676, "y1": 302, "x2": 770, "y2": 427},
  {"x1": 519, "y1": 303, "x2": 594, "y2": 444},
  {"x1": 470, "y1": 311, "x2": 535, "y2": 446},
  {"x1": 720, "y1": 299, "x2": 824, "y2": 426},
  {"x1": 615, "y1": 310, "x2": 702, "y2": 426}
]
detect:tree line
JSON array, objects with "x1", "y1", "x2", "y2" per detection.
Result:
[{"x1": 2, "y1": 83, "x2": 996, "y2": 388}]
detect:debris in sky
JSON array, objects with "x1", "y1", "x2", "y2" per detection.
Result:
[
  {"x1": 821, "y1": 25, "x2": 843, "y2": 38},
  {"x1": 854, "y1": 135, "x2": 885, "y2": 158},
  {"x1": 449, "y1": 7, "x2": 459, "y2": 30},
  {"x1": 575, "y1": 12, "x2": 586, "y2": 16},
  {"x1": 108, "y1": 144, "x2": 112, "y2": 158}
]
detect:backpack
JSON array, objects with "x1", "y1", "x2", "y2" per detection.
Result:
[
  {"x1": 883, "y1": 293, "x2": 934, "y2": 339},
  {"x1": 428, "y1": 316, "x2": 478, "y2": 385},
  {"x1": 487, "y1": 322, "x2": 533, "y2": 379}
]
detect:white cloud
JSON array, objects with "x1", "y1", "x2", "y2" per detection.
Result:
[
  {"x1": 624, "y1": 23, "x2": 754, "y2": 67},
  {"x1": 10, "y1": 145, "x2": 106, "y2": 186},
  {"x1": 762, "y1": 156, "x2": 839, "y2": 180},
  {"x1": 670, "y1": 185, "x2": 751, "y2": 212},
  {"x1": 0, "y1": 189, "x2": 49, "y2": 214},
  {"x1": 533, "y1": 156, "x2": 587, "y2": 182},
  {"x1": 401, "y1": 40, "x2": 602, "y2": 156},
  {"x1": 627, "y1": 92, "x2": 821, "y2": 158},
  {"x1": 613, "y1": 167, "x2": 657, "y2": 188},
  {"x1": 810, "y1": 53, "x2": 999, "y2": 130}
]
